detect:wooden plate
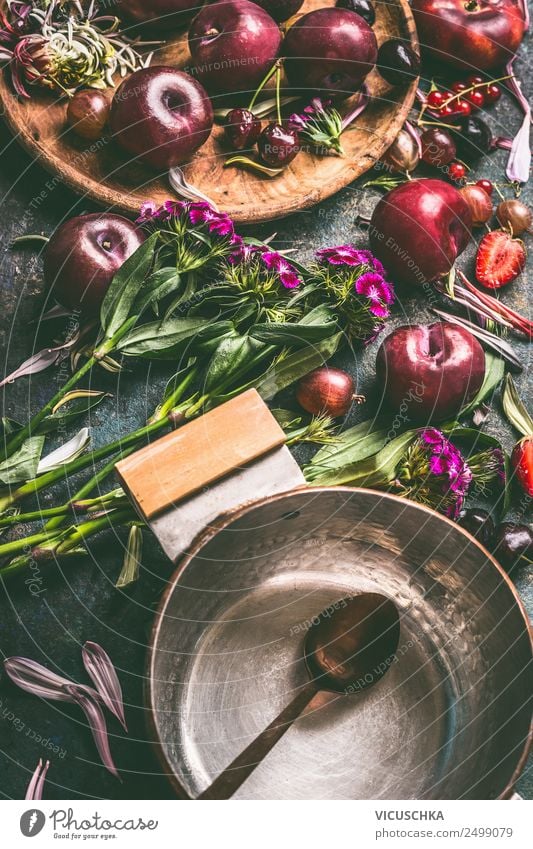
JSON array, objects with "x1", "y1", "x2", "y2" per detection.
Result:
[{"x1": 0, "y1": 0, "x2": 418, "y2": 223}]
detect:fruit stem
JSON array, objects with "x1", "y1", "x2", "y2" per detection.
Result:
[
  {"x1": 248, "y1": 61, "x2": 280, "y2": 111},
  {"x1": 442, "y1": 75, "x2": 512, "y2": 109},
  {"x1": 275, "y1": 64, "x2": 282, "y2": 125}
]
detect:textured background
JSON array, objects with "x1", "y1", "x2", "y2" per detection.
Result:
[{"x1": 0, "y1": 36, "x2": 531, "y2": 800}]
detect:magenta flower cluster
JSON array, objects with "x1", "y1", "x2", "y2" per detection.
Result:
[
  {"x1": 316, "y1": 245, "x2": 395, "y2": 318},
  {"x1": 419, "y1": 428, "x2": 473, "y2": 518},
  {"x1": 230, "y1": 242, "x2": 302, "y2": 289},
  {"x1": 137, "y1": 200, "x2": 235, "y2": 238}
]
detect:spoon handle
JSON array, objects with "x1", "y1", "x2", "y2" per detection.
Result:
[{"x1": 198, "y1": 680, "x2": 318, "y2": 800}]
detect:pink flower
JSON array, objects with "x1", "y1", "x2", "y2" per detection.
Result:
[
  {"x1": 262, "y1": 251, "x2": 302, "y2": 288},
  {"x1": 316, "y1": 245, "x2": 369, "y2": 266},
  {"x1": 137, "y1": 201, "x2": 158, "y2": 223},
  {"x1": 187, "y1": 203, "x2": 234, "y2": 236}
]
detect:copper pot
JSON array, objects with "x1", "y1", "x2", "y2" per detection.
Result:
[{"x1": 146, "y1": 488, "x2": 532, "y2": 800}]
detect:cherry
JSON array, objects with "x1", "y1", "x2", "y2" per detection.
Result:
[
  {"x1": 484, "y1": 83, "x2": 502, "y2": 104},
  {"x1": 426, "y1": 90, "x2": 445, "y2": 109},
  {"x1": 258, "y1": 123, "x2": 300, "y2": 167},
  {"x1": 475, "y1": 178, "x2": 493, "y2": 195},
  {"x1": 376, "y1": 39, "x2": 421, "y2": 86},
  {"x1": 453, "y1": 116, "x2": 493, "y2": 162},
  {"x1": 493, "y1": 522, "x2": 533, "y2": 573},
  {"x1": 449, "y1": 161, "x2": 467, "y2": 182},
  {"x1": 224, "y1": 108, "x2": 262, "y2": 151},
  {"x1": 464, "y1": 89, "x2": 485, "y2": 110},
  {"x1": 336, "y1": 0, "x2": 376, "y2": 26},
  {"x1": 421, "y1": 127, "x2": 457, "y2": 166},
  {"x1": 458, "y1": 508, "x2": 495, "y2": 548}
]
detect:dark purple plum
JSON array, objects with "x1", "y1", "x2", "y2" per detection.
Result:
[
  {"x1": 376, "y1": 321, "x2": 486, "y2": 421},
  {"x1": 109, "y1": 67, "x2": 213, "y2": 170},
  {"x1": 283, "y1": 8, "x2": 377, "y2": 97},
  {"x1": 188, "y1": 0, "x2": 281, "y2": 96},
  {"x1": 44, "y1": 214, "x2": 145, "y2": 315}
]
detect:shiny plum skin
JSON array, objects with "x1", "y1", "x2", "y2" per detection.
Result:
[
  {"x1": 188, "y1": 0, "x2": 282, "y2": 96},
  {"x1": 44, "y1": 214, "x2": 145, "y2": 316},
  {"x1": 376, "y1": 321, "x2": 486, "y2": 421},
  {"x1": 109, "y1": 67, "x2": 213, "y2": 170},
  {"x1": 282, "y1": 8, "x2": 377, "y2": 97},
  {"x1": 411, "y1": 0, "x2": 526, "y2": 72},
  {"x1": 253, "y1": 0, "x2": 303, "y2": 22},
  {"x1": 115, "y1": 0, "x2": 199, "y2": 29},
  {"x1": 369, "y1": 178, "x2": 472, "y2": 285}
]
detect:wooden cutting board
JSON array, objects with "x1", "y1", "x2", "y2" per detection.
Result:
[{"x1": 0, "y1": 0, "x2": 418, "y2": 223}]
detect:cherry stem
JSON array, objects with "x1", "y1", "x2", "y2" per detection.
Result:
[
  {"x1": 248, "y1": 61, "x2": 280, "y2": 112},
  {"x1": 275, "y1": 64, "x2": 282, "y2": 125},
  {"x1": 441, "y1": 75, "x2": 512, "y2": 109}
]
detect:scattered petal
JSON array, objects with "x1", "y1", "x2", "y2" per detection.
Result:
[
  {"x1": 25, "y1": 758, "x2": 50, "y2": 801},
  {"x1": 82, "y1": 641, "x2": 128, "y2": 731},
  {"x1": 64, "y1": 685, "x2": 120, "y2": 779},
  {"x1": 37, "y1": 428, "x2": 90, "y2": 474}
]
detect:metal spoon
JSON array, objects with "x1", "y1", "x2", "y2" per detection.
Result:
[{"x1": 199, "y1": 592, "x2": 401, "y2": 800}]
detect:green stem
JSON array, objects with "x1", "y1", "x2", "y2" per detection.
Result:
[
  {"x1": 0, "y1": 509, "x2": 134, "y2": 579},
  {"x1": 248, "y1": 61, "x2": 280, "y2": 111},
  {"x1": 1, "y1": 354, "x2": 97, "y2": 462},
  {"x1": 0, "y1": 504, "x2": 73, "y2": 528},
  {"x1": 0, "y1": 415, "x2": 172, "y2": 514},
  {"x1": 1, "y1": 319, "x2": 137, "y2": 463},
  {"x1": 149, "y1": 368, "x2": 197, "y2": 423},
  {"x1": 43, "y1": 449, "x2": 136, "y2": 532},
  {"x1": 275, "y1": 64, "x2": 282, "y2": 125}
]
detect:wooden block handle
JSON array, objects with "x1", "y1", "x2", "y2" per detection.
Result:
[{"x1": 116, "y1": 390, "x2": 286, "y2": 519}]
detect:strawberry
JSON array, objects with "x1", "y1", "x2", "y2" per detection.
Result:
[
  {"x1": 511, "y1": 437, "x2": 533, "y2": 497},
  {"x1": 475, "y1": 230, "x2": 526, "y2": 289},
  {"x1": 503, "y1": 375, "x2": 533, "y2": 498}
]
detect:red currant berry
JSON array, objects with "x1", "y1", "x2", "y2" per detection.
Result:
[
  {"x1": 452, "y1": 99, "x2": 472, "y2": 117},
  {"x1": 449, "y1": 161, "x2": 467, "y2": 181},
  {"x1": 427, "y1": 90, "x2": 445, "y2": 108},
  {"x1": 439, "y1": 104, "x2": 455, "y2": 117},
  {"x1": 475, "y1": 179, "x2": 494, "y2": 196},
  {"x1": 484, "y1": 83, "x2": 502, "y2": 104},
  {"x1": 465, "y1": 89, "x2": 485, "y2": 110},
  {"x1": 466, "y1": 75, "x2": 484, "y2": 86},
  {"x1": 451, "y1": 81, "x2": 467, "y2": 93}
]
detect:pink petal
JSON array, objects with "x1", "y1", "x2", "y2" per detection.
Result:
[
  {"x1": 82, "y1": 642, "x2": 127, "y2": 731},
  {"x1": 65, "y1": 685, "x2": 121, "y2": 780}
]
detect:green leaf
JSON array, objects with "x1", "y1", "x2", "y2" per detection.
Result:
[
  {"x1": 309, "y1": 417, "x2": 390, "y2": 472},
  {"x1": 0, "y1": 436, "x2": 45, "y2": 485},
  {"x1": 100, "y1": 232, "x2": 159, "y2": 338},
  {"x1": 116, "y1": 525, "x2": 142, "y2": 589},
  {"x1": 116, "y1": 316, "x2": 213, "y2": 359},
  {"x1": 249, "y1": 306, "x2": 337, "y2": 347},
  {"x1": 459, "y1": 351, "x2": 505, "y2": 419},
  {"x1": 136, "y1": 267, "x2": 182, "y2": 315},
  {"x1": 205, "y1": 335, "x2": 267, "y2": 394},
  {"x1": 502, "y1": 373, "x2": 533, "y2": 437},
  {"x1": 255, "y1": 332, "x2": 342, "y2": 400},
  {"x1": 305, "y1": 429, "x2": 416, "y2": 487},
  {"x1": 1, "y1": 417, "x2": 22, "y2": 439},
  {"x1": 38, "y1": 393, "x2": 108, "y2": 434}
]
